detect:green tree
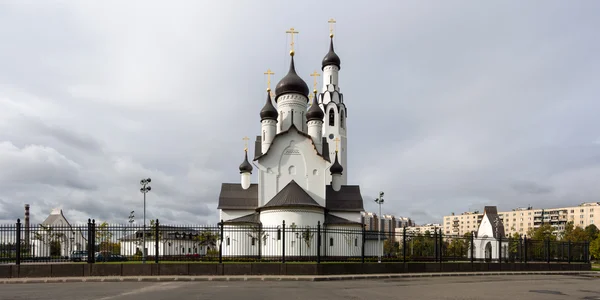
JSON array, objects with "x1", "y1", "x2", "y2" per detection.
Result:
[
  {"x1": 383, "y1": 239, "x2": 400, "y2": 257},
  {"x1": 562, "y1": 222, "x2": 587, "y2": 242},
  {"x1": 195, "y1": 228, "x2": 218, "y2": 251},
  {"x1": 589, "y1": 236, "x2": 600, "y2": 261},
  {"x1": 33, "y1": 224, "x2": 65, "y2": 257},
  {"x1": 95, "y1": 222, "x2": 114, "y2": 253},
  {"x1": 584, "y1": 225, "x2": 599, "y2": 241}
]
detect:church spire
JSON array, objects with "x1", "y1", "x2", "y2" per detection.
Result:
[{"x1": 322, "y1": 19, "x2": 341, "y2": 71}]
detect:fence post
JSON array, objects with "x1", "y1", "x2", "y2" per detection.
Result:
[
  {"x1": 519, "y1": 235, "x2": 523, "y2": 263},
  {"x1": 317, "y1": 221, "x2": 321, "y2": 264},
  {"x1": 154, "y1": 219, "x2": 159, "y2": 264},
  {"x1": 282, "y1": 220, "x2": 286, "y2": 263},
  {"x1": 498, "y1": 235, "x2": 502, "y2": 267},
  {"x1": 218, "y1": 220, "x2": 223, "y2": 264},
  {"x1": 523, "y1": 236, "x2": 528, "y2": 264},
  {"x1": 546, "y1": 239, "x2": 550, "y2": 263},
  {"x1": 470, "y1": 233, "x2": 474, "y2": 265},
  {"x1": 567, "y1": 240, "x2": 571, "y2": 264},
  {"x1": 434, "y1": 229, "x2": 438, "y2": 263},
  {"x1": 361, "y1": 225, "x2": 365, "y2": 263},
  {"x1": 87, "y1": 219, "x2": 91, "y2": 263},
  {"x1": 16, "y1": 219, "x2": 21, "y2": 265},
  {"x1": 584, "y1": 241, "x2": 588, "y2": 264},
  {"x1": 91, "y1": 219, "x2": 96, "y2": 263},
  {"x1": 402, "y1": 227, "x2": 407, "y2": 263},
  {"x1": 438, "y1": 229, "x2": 443, "y2": 269}
]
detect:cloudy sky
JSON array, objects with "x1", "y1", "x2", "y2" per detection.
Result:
[{"x1": 1, "y1": 0, "x2": 599, "y2": 225}]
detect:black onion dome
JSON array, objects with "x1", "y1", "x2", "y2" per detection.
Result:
[
  {"x1": 306, "y1": 92, "x2": 324, "y2": 121},
  {"x1": 260, "y1": 90, "x2": 278, "y2": 121},
  {"x1": 239, "y1": 151, "x2": 253, "y2": 174},
  {"x1": 275, "y1": 55, "x2": 309, "y2": 100},
  {"x1": 330, "y1": 151, "x2": 343, "y2": 174},
  {"x1": 321, "y1": 37, "x2": 341, "y2": 70}
]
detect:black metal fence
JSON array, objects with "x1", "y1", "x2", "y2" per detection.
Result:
[{"x1": 0, "y1": 219, "x2": 590, "y2": 264}]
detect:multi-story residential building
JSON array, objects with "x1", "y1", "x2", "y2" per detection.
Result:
[
  {"x1": 361, "y1": 212, "x2": 415, "y2": 238},
  {"x1": 405, "y1": 223, "x2": 442, "y2": 235},
  {"x1": 443, "y1": 202, "x2": 600, "y2": 237},
  {"x1": 361, "y1": 212, "x2": 379, "y2": 231}
]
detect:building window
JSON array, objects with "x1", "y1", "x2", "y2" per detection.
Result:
[
  {"x1": 277, "y1": 228, "x2": 281, "y2": 240},
  {"x1": 188, "y1": 248, "x2": 191, "y2": 253},
  {"x1": 226, "y1": 237, "x2": 230, "y2": 246},
  {"x1": 354, "y1": 238, "x2": 358, "y2": 247},
  {"x1": 251, "y1": 237, "x2": 256, "y2": 246},
  {"x1": 329, "y1": 237, "x2": 334, "y2": 246},
  {"x1": 329, "y1": 109, "x2": 335, "y2": 126}
]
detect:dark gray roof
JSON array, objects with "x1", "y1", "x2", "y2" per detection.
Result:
[
  {"x1": 306, "y1": 91, "x2": 324, "y2": 121},
  {"x1": 224, "y1": 213, "x2": 260, "y2": 224},
  {"x1": 483, "y1": 206, "x2": 505, "y2": 239},
  {"x1": 321, "y1": 137, "x2": 330, "y2": 161},
  {"x1": 326, "y1": 185, "x2": 364, "y2": 212},
  {"x1": 260, "y1": 91, "x2": 278, "y2": 120},
  {"x1": 217, "y1": 183, "x2": 258, "y2": 210},
  {"x1": 238, "y1": 151, "x2": 253, "y2": 173},
  {"x1": 275, "y1": 55, "x2": 309, "y2": 99},
  {"x1": 261, "y1": 180, "x2": 322, "y2": 209},
  {"x1": 324, "y1": 214, "x2": 361, "y2": 226},
  {"x1": 330, "y1": 151, "x2": 343, "y2": 174},
  {"x1": 253, "y1": 123, "x2": 330, "y2": 162},
  {"x1": 322, "y1": 37, "x2": 341, "y2": 70}
]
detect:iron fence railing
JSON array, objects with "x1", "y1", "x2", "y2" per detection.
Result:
[{"x1": 0, "y1": 219, "x2": 590, "y2": 264}]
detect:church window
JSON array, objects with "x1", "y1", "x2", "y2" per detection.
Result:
[
  {"x1": 277, "y1": 228, "x2": 281, "y2": 240},
  {"x1": 329, "y1": 237, "x2": 334, "y2": 246},
  {"x1": 354, "y1": 238, "x2": 358, "y2": 247},
  {"x1": 188, "y1": 247, "x2": 191, "y2": 253},
  {"x1": 226, "y1": 237, "x2": 230, "y2": 246},
  {"x1": 312, "y1": 169, "x2": 318, "y2": 176},
  {"x1": 329, "y1": 109, "x2": 335, "y2": 126},
  {"x1": 251, "y1": 237, "x2": 256, "y2": 246},
  {"x1": 263, "y1": 131, "x2": 265, "y2": 141},
  {"x1": 181, "y1": 247, "x2": 184, "y2": 253},
  {"x1": 330, "y1": 75, "x2": 332, "y2": 84},
  {"x1": 288, "y1": 165, "x2": 296, "y2": 175}
]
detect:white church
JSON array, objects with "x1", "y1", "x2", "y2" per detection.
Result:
[
  {"x1": 471, "y1": 206, "x2": 509, "y2": 261},
  {"x1": 217, "y1": 25, "x2": 381, "y2": 258}
]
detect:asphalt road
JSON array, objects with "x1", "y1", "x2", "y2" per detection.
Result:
[{"x1": 1, "y1": 275, "x2": 599, "y2": 300}]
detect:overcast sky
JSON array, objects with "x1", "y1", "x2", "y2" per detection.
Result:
[{"x1": 1, "y1": 1, "x2": 599, "y2": 226}]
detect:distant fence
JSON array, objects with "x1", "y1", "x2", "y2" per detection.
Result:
[{"x1": 0, "y1": 219, "x2": 590, "y2": 264}]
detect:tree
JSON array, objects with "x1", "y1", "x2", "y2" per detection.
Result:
[
  {"x1": 589, "y1": 236, "x2": 600, "y2": 261},
  {"x1": 383, "y1": 239, "x2": 399, "y2": 257},
  {"x1": 562, "y1": 222, "x2": 588, "y2": 242},
  {"x1": 33, "y1": 224, "x2": 65, "y2": 257},
  {"x1": 527, "y1": 223, "x2": 556, "y2": 241},
  {"x1": 584, "y1": 225, "x2": 599, "y2": 241},
  {"x1": 195, "y1": 228, "x2": 218, "y2": 251},
  {"x1": 95, "y1": 222, "x2": 114, "y2": 253}
]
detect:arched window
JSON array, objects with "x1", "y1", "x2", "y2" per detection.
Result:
[
  {"x1": 329, "y1": 237, "x2": 334, "y2": 246},
  {"x1": 277, "y1": 227, "x2": 281, "y2": 240},
  {"x1": 263, "y1": 130, "x2": 265, "y2": 141},
  {"x1": 329, "y1": 109, "x2": 335, "y2": 126}
]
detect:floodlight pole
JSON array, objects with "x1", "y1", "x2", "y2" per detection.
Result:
[
  {"x1": 374, "y1": 191, "x2": 385, "y2": 263},
  {"x1": 140, "y1": 178, "x2": 151, "y2": 263}
]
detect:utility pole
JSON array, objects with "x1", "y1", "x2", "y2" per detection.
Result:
[
  {"x1": 374, "y1": 191, "x2": 384, "y2": 263},
  {"x1": 140, "y1": 178, "x2": 151, "y2": 263}
]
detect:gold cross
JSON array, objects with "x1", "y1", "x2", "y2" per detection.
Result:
[
  {"x1": 310, "y1": 71, "x2": 320, "y2": 92},
  {"x1": 286, "y1": 27, "x2": 299, "y2": 54},
  {"x1": 242, "y1": 136, "x2": 249, "y2": 152},
  {"x1": 334, "y1": 137, "x2": 340, "y2": 152},
  {"x1": 264, "y1": 69, "x2": 274, "y2": 92},
  {"x1": 328, "y1": 18, "x2": 336, "y2": 38}
]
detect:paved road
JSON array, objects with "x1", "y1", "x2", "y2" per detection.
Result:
[{"x1": 1, "y1": 275, "x2": 599, "y2": 300}]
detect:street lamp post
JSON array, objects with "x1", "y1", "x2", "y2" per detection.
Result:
[
  {"x1": 127, "y1": 211, "x2": 134, "y2": 256},
  {"x1": 374, "y1": 191, "x2": 384, "y2": 263},
  {"x1": 140, "y1": 179, "x2": 151, "y2": 263}
]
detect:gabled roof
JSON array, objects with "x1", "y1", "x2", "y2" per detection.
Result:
[
  {"x1": 224, "y1": 213, "x2": 260, "y2": 225},
  {"x1": 324, "y1": 214, "x2": 361, "y2": 226},
  {"x1": 217, "y1": 183, "x2": 258, "y2": 210},
  {"x1": 482, "y1": 206, "x2": 505, "y2": 239},
  {"x1": 253, "y1": 123, "x2": 330, "y2": 162},
  {"x1": 326, "y1": 185, "x2": 364, "y2": 212},
  {"x1": 261, "y1": 180, "x2": 322, "y2": 210}
]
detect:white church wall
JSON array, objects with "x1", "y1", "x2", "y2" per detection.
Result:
[
  {"x1": 323, "y1": 225, "x2": 362, "y2": 257},
  {"x1": 364, "y1": 240, "x2": 384, "y2": 257},
  {"x1": 260, "y1": 208, "x2": 324, "y2": 227},
  {"x1": 119, "y1": 239, "x2": 208, "y2": 257},
  {"x1": 221, "y1": 225, "x2": 260, "y2": 257},
  {"x1": 471, "y1": 237, "x2": 510, "y2": 261},
  {"x1": 477, "y1": 214, "x2": 495, "y2": 238},
  {"x1": 256, "y1": 131, "x2": 327, "y2": 207}
]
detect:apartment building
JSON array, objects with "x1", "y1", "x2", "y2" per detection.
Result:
[
  {"x1": 360, "y1": 212, "x2": 415, "y2": 237},
  {"x1": 405, "y1": 223, "x2": 442, "y2": 235},
  {"x1": 443, "y1": 202, "x2": 600, "y2": 237}
]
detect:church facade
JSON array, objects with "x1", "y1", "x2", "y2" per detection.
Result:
[{"x1": 217, "y1": 26, "x2": 380, "y2": 258}]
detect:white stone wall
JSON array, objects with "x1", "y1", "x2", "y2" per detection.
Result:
[
  {"x1": 119, "y1": 239, "x2": 208, "y2": 256},
  {"x1": 255, "y1": 130, "x2": 328, "y2": 207},
  {"x1": 219, "y1": 210, "x2": 255, "y2": 222},
  {"x1": 322, "y1": 225, "x2": 362, "y2": 257},
  {"x1": 276, "y1": 94, "x2": 308, "y2": 134}
]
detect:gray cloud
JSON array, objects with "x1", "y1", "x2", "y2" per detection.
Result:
[{"x1": 1, "y1": 1, "x2": 599, "y2": 226}]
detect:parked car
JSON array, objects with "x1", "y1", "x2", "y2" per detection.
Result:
[
  {"x1": 95, "y1": 252, "x2": 128, "y2": 262},
  {"x1": 70, "y1": 250, "x2": 88, "y2": 262}
]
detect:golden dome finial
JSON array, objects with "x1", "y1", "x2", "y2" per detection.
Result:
[
  {"x1": 267, "y1": 87, "x2": 271, "y2": 92},
  {"x1": 290, "y1": 49, "x2": 295, "y2": 56}
]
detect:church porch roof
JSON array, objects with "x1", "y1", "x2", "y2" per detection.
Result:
[
  {"x1": 217, "y1": 183, "x2": 258, "y2": 210},
  {"x1": 260, "y1": 180, "x2": 322, "y2": 210},
  {"x1": 325, "y1": 185, "x2": 364, "y2": 212}
]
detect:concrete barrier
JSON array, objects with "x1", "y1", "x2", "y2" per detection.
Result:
[{"x1": 0, "y1": 262, "x2": 590, "y2": 278}]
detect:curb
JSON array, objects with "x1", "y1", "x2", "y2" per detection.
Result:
[{"x1": 0, "y1": 271, "x2": 597, "y2": 284}]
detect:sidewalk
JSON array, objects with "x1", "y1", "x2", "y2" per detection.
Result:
[{"x1": 1, "y1": 271, "x2": 597, "y2": 284}]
